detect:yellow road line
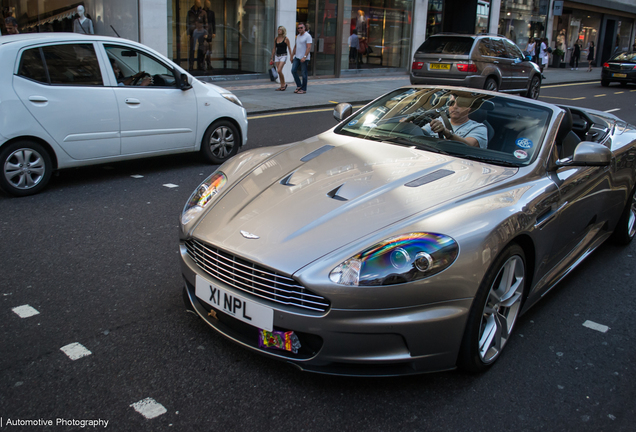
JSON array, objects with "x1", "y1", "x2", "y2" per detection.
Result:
[
  {"x1": 541, "y1": 81, "x2": 599, "y2": 89},
  {"x1": 615, "y1": 91, "x2": 624, "y2": 94},
  {"x1": 248, "y1": 105, "x2": 364, "y2": 120},
  {"x1": 540, "y1": 96, "x2": 586, "y2": 101},
  {"x1": 594, "y1": 94, "x2": 606, "y2": 97}
]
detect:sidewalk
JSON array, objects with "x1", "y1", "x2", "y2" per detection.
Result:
[{"x1": 208, "y1": 67, "x2": 601, "y2": 114}]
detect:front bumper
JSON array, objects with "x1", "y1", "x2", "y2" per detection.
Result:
[{"x1": 180, "y1": 242, "x2": 472, "y2": 376}]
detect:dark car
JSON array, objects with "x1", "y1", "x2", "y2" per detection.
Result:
[
  {"x1": 410, "y1": 34, "x2": 542, "y2": 99},
  {"x1": 601, "y1": 51, "x2": 636, "y2": 87}
]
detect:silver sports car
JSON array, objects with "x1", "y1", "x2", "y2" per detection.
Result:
[{"x1": 179, "y1": 86, "x2": 636, "y2": 376}]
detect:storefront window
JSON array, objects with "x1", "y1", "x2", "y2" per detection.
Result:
[
  {"x1": 342, "y1": 0, "x2": 413, "y2": 71},
  {"x1": 1, "y1": 1, "x2": 138, "y2": 41},
  {"x1": 476, "y1": 0, "x2": 490, "y2": 34},
  {"x1": 426, "y1": 0, "x2": 442, "y2": 39},
  {"x1": 169, "y1": 0, "x2": 275, "y2": 76},
  {"x1": 498, "y1": 0, "x2": 546, "y2": 48}
]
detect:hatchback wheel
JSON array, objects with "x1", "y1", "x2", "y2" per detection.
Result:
[
  {"x1": 201, "y1": 120, "x2": 239, "y2": 164},
  {"x1": 484, "y1": 78, "x2": 499, "y2": 92},
  {"x1": 458, "y1": 243, "x2": 525, "y2": 372},
  {"x1": 0, "y1": 141, "x2": 52, "y2": 197},
  {"x1": 526, "y1": 75, "x2": 541, "y2": 99}
]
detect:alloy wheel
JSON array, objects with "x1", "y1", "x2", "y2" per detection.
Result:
[
  {"x1": 478, "y1": 255, "x2": 524, "y2": 364},
  {"x1": 208, "y1": 126, "x2": 235, "y2": 159},
  {"x1": 628, "y1": 189, "x2": 636, "y2": 239},
  {"x1": 4, "y1": 148, "x2": 46, "y2": 190}
]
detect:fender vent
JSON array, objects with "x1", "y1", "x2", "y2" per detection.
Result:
[{"x1": 300, "y1": 145, "x2": 334, "y2": 162}]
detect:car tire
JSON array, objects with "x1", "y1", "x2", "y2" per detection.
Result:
[
  {"x1": 610, "y1": 186, "x2": 636, "y2": 245},
  {"x1": 601, "y1": 79, "x2": 610, "y2": 87},
  {"x1": 525, "y1": 75, "x2": 541, "y2": 99},
  {"x1": 201, "y1": 120, "x2": 240, "y2": 164},
  {"x1": 457, "y1": 243, "x2": 526, "y2": 373},
  {"x1": 0, "y1": 140, "x2": 53, "y2": 197},
  {"x1": 484, "y1": 78, "x2": 499, "y2": 92}
]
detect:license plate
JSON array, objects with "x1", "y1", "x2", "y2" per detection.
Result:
[
  {"x1": 195, "y1": 274, "x2": 274, "y2": 331},
  {"x1": 613, "y1": 73, "x2": 627, "y2": 78},
  {"x1": 430, "y1": 63, "x2": 451, "y2": 70}
]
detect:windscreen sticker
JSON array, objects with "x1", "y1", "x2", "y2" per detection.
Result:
[
  {"x1": 514, "y1": 149, "x2": 528, "y2": 159},
  {"x1": 348, "y1": 120, "x2": 358, "y2": 126},
  {"x1": 516, "y1": 138, "x2": 533, "y2": 149}
]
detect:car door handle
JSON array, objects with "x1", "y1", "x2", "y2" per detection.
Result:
[
  {"x1": 28, "y1": 96, "x2": 48, "y2": 103},
  {"x1": 125, "y1": 98, "x2": 141, "y2": 105},
  {"x1": 493, "y1": 61, "x2": 499, "y2": 64}
]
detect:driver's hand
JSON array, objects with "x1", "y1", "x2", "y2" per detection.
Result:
[
  {"x1": 134, "y1": 71, "x2": 145, "y2": 78},
  {"x1": 429, "y1": 119, "x2": 445, "y2": 134},
  {"x1": 140, "y1": 77, "x2": 153, "y2": 86}
]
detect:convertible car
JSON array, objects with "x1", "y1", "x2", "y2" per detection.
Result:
[{"x1": 179, "y1": 86, "x2": 636, "y2": 376}]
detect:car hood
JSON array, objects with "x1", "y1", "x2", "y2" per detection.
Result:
[{"x1": 192, "y1": 134, "x2": 517, "y2": 274}]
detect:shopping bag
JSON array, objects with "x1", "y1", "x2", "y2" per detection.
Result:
[{"x1": 269, "y1": 66, "x2": 278, "y2": 82}]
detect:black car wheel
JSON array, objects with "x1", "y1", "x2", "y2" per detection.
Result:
[
  {"x1": 457, "y1": 243, "x2": 526, "y2": 373},
  {"x1": 0, "y1": 140, "x2": 53, "y2": 197},
  {"x1": 201, "y1": 120, "x2": 240, "y2": 164},
  {"x1": 525, "y1": 75, "x2": 541, "y2": 99},
  {"x1": 611, "y1": 186, "x2": 636, "y2": 245},
  {"x1": 484, "y1": 78, "x2": 499, "y2": 92}
]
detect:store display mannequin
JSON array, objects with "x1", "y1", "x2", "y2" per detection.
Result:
[
  {"x1": 73, "y1": 6, "x2": 94, "y2": 34},
  {"x1": 187, "y1": 0, "x2": 208, "y2": 70}
]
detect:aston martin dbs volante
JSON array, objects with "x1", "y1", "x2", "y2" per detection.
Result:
[{"x1": 179, "y1": 86, "x2": 636, "y2": 376}]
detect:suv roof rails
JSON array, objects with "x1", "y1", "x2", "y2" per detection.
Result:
[{"x1": 430, "y1": 32, "x2": 507, "y2": 38}]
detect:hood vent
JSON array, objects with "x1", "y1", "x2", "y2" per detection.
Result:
[
  {"x1": 405, "y1": 169, "x2": 454, "y2": 187},
  {"x1": 300, "y1": 145, "x2": 334, "y2": 162},
  {"x1": 327, "y1": 184, "x2": 348, "y2": 201}
]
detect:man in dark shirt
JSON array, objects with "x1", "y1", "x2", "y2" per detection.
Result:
[{"x1": 187, "y1": 0, "x2": 207, "y2": 70}]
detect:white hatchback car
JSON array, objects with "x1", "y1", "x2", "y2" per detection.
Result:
[{"x1": 0, "y1": 33, "x2": 248, "y2": 197}]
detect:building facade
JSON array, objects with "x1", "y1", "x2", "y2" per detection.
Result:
[{"x1": 2, "y1": 0, "x2": 635, "y2": 81}]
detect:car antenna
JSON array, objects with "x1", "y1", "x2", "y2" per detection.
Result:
[{"x1": 110, "y1": 25, "x2": 121, "y2": 37}]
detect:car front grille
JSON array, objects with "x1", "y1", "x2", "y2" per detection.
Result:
[{"x1": 185, "y1": 239, "x2": 330, "y2": 313}]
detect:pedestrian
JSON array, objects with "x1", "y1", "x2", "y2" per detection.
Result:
[
  {"x1": 570, "y1": 42, "x2": 580, "y2": 70},
  {"x1": 348, "y1": 29, "x2": 360, "y2": 68},
  {"x1": 587, "y1": 41, "x2": 595, "y2": 72},
  {"x1": 270, "y1": 26, "x2": 292, "y2": 91},
  {"x1": 539, "y1": 38, "x2": 548, "y2": 79},
  {"x1": 191, "y1": 18, "x2": 209, "y2": 71},
  {"x1": 526, "y1": 37, "x2": 536, "y2": 61},
  {"x1": 291, "y1": 22, "x2": 312, "y2": 94}
]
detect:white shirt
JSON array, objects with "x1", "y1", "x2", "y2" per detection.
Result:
[
  {"x1": 294, "y1": 32, "x2": 313, "y2": 60},
  {"x1": 540, "y1": 42, "x2": 549, "y2": 65}
]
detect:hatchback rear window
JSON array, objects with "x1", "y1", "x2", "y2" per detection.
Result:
[
  {"x1": 416, "y1": 37, "x2": 474, "y2": 55},
  {"x1": 611, "y1": 52, "x2": 636, "y2": 63},
  {"x1": 17, "y1": 43, "x2": 103, "y2": 86}
]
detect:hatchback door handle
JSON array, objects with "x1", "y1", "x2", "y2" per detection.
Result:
[
  {"x1": 125, "y1": 98, "x2": 141, "y2": 105},
  {"x1": 28, "y1": 96, "x2": 48, "y2": 103}
]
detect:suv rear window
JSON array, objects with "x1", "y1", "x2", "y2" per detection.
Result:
[{"x1": 416, "y1": 37, "x2": 474, "y2": 55}]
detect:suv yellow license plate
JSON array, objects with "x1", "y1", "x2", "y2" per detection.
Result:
[
  {"x1": 195, "y1": 274, "x2": 274, "y2": 331},
  {"x1": 430, "y1": 63, "x2": 451, "y2": 70},
  {"x1": 613, "y1": 73, "x2": 627, "y2": 78}
]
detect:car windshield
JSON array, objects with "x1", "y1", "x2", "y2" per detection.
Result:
[
  {"x1": 611, "y1": 52, "x2": 636, "y2": 63},
  {"x1": 334, "y1": 88, "x2": 553, "y2": 167},
  {"x1": 416, "y1": 37, "x2": 474, "y2": 55}
]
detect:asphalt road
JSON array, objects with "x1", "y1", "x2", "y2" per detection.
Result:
[{"x1": 1, "y1": 82, "x2": 635, "y2": 431}]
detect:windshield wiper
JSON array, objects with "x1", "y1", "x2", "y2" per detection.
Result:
[
  {"x1": 454, "y1": 153, "x2": 519, "y2": 167},
  {"x1": 366, "y1": 134, "x2": 450, "y2": 155}
]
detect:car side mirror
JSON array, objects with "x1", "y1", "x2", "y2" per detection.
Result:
[
  {"x1": 333, "y1": 103, "x2": 353, "y2": 122},
  {"x1": 557, "y1": 142, "x2": 612, "y2": 167},
  {"x1": 180, "y1": 73, "x2": 192, "y2": 91}
]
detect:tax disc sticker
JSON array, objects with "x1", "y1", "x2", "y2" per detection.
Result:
[
  {"x1": 348, "y1": 120, "x2": 358, "y2": 126},
  {"x1": 516, "y1": 138, "x2": 533, "y2": 149},
  {"x1": 514, "y1": 149, "x2": 528, "y2": 159}
]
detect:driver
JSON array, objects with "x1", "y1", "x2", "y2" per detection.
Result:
[
  {"x1": 422, "y1": 94, "x2": 488, "y2": 149},
  {"x1": 110, "y1": 58, "x2": 152, "y2": 86}
]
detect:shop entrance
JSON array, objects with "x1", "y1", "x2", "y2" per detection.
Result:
[{"x1": 297, "y1": 0, "x2": 339, "y2": 77}]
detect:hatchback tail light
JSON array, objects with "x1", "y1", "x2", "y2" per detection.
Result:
[
  {"x1": 603, "y1": 62, "x2": 610, "y2": 68},
  {"x1": 412, "y1": 62, "x2": 424, "y2": 70},
  {"x1": 456, "y1": 63, "x2": 478, "y2": 73}
]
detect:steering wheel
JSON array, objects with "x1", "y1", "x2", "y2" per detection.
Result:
[
  {"x1": 438, "y1": 110, "x2": 452, "y2": 139},
  {"x1": 131, "y1": 72, "x2": 150, "y2": 86}
]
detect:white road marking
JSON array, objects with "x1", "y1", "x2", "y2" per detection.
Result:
[
  {"x1": 131, "y1": 175, "x2": 144, "y2": 178},
  {"x1": 130, "y1": 398, "x2": 167, "y2": 419},
  {"x1": 163, "y1": 183, "x2": 179, "y2": 188},
  {"x1": 604, "y1": 108, "x2": 621, "y2": 113},
  {"x1": 60, "y1": 342, "x2": 92, "y2": 360},
  {"x1": 12, "y1": 305, "x2": 40, "y2": 318},
  {"x1": 583, "y1": 320, "x2": 609, "y2": 333}
]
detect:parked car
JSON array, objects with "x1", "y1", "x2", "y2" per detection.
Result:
[
  {"x1": 601, "y1": 51, "x2": 636, "y2": 87},
  {"x1": 0, "y1": 33, "x2": 248, "y2": 197},
  {"x1": 410, "y1": 34, "x2": 541, "y2": 99},
  {"x1": 179, "y1": 85, "x2": 636, "y2": 376}
]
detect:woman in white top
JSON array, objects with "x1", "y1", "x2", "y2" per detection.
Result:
[{"x1": 539, "y1": 38, "x2": 548, "y2": 78}]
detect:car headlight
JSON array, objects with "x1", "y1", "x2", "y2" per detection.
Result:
[
  {"x1": 221, "y1": 92, "x2": 243, "y2": 107},
  {"x1": 329, "y1": 233, "x2": 459, "y2": 286},
  {"x1": 181, "y1": 172, "x2": 227, "y2": 225}
]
